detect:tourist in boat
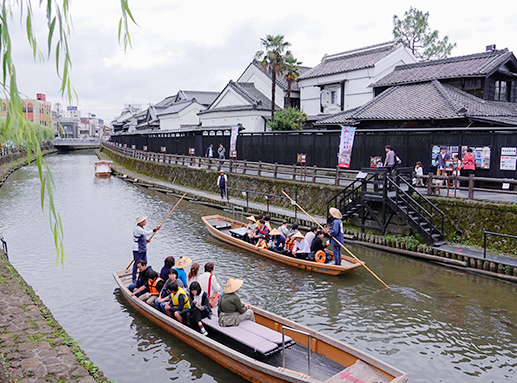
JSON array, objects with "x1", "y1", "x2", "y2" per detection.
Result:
[
  {"x1": 164, "y1": 283, "x2": 191, "y2": 323},
  {"x1": 255, "y1": 214, "x2": 264, "y2": 227},
  {"x1": 252, "y1": 219, "x2": 270, "y2": 244},
  {"x1": 291, "y1": 231, "x2": 311, "y2": 260},
  {"x1": 131, "y1": 270, "x2": 164, "y2": 305},
  {"x1": 311, "y1": 230, "x2": 332, "y2": 263},
  {"x1": 187, "y1": 262, "x2": 200, "y2": 287},
  {"x1": 255, "y1": 235, "x2": 269, "y2": 249},
  {"x1": 286, "y1": 223, "x2": 299, "y2": 237},
  {"x1": 188, "y1": 281, "x2": 210, "y2": 335},
  {"x1": 174, "y1": 256, "x2": 191, "y2": 287},
  {"x1": 278, "y1": 220, "x2": 290, "y2": 238},
  {"x1": 128, "y1": 260, "x2": 154, "y2": 297},
  {"x1": 245, "y1": 215, "x2": 258, "y2": 242},
  {"x1": 218, "y1": 278, "x2": 255, "y2": 327},
  {"x1": 132, "y1": 216, "x2": 161, "y2": 284},
  {"x1": 324, "y1": 208, "x2": 344, "y2": 265},
  {"x1": 198, "y1": 262, "x2": 221, "y2": 304},
  {"x1": 268, "y1": 228, "x2": 285, "y2": 253},
  {"x1": 263, "y1": 215, "x2": 272, "y2": 229},
  {"x1": 155, "y1": 269, "x2": 184, "y2": 313},
  {"x1": 159, "y1": 256, "x2": 175, "y2": 281},
  {"x1": 304, "y1": 226, "x2": 318, "y2": 248},
  {"x1": 283, "y1": 233, "x2": 298, "y2": 256}
]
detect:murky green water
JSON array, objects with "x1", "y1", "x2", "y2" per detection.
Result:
[{"x1": 0, "y1": 153, "x2": 515, "y2": 382}]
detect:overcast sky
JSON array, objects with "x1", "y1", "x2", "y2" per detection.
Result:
[{"x1": 9, "y1": 0, "x2": 517, "y2": 123}]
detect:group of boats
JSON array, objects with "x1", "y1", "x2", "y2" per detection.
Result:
[{"x1": 114, "y1": 211, "x2": 409, "y2": 382}]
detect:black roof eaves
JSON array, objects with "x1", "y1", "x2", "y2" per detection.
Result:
[
  {"x1": 483, "y1": 51, "x2": 515, "y2": 77},
  {"x1": 230, "y1": 82, "x2": 258, "y2": 105}
]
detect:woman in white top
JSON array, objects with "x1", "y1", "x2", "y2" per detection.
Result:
[{"x1": 197, "y1": 262, "x2": 220, "y2": 298}]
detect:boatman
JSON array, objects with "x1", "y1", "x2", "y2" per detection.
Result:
[
  {"x1": 324, "y1": 208, "x2": 344, "y2": 265},
  {"x1": 217, "y1": 170, "x2": 227, "y2": 200},
  {"x1": 132, "y1": 216, "x2": 161, "y2": 283}
]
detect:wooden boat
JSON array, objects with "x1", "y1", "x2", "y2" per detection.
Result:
[
  {"x1": 202, "y1": 215, "x2": 362, "y2": 276},
  {"x1": 113, "y1": 270, "x2": 408, "y2": 383},
  {"x1": 94, "y1": 160, "x2": 112, "y2": 177}
]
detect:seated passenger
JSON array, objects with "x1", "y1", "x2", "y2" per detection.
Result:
[
  {"x1": 128, "y1": 260, "x2": 153, "y2": 297},
  {"x1": 198, "y1": 262, "x2": 220, "y2": 303},
  {"x1": 174, "y1": 256, "x2": 191, "y2": 287},
  {"x1": 291, "y1": 232, "x2": 311, "y2": 260},
  {"x1": 286, "y1": 223, "x2": 299, "y2": 238},
  {"x1": 245, "y1": 216, "x2": 258, "y2": 243},
  {"x1": 188, "y1": 281, "x2": 211, "y2": 335},
  {"x1": 283, "y1": 233, "x2": 298, "y2": 257},
  {"x1": 164, "y1": 283, "x2": 191, "y2": 323},
  {"x1": 255, "y1": 235, "x2": 269, "y2": 249},
  {"x1": 131, "y1": 270, "x2": 164, "y2": 305},
  {"x1": 278, "y1": 220, "x2": 290, "y2": 238},
  {"x1": 159, "y1": 256, "x2": 175, "y2": 281},
  {"x1": 252, "y1": 220, "x2": 270, "y2": 244},
  {"x1": 263, "y1": 215, "x2": 272, "y2": 229},
  {"x1": 268, "y1": 228, "x2": 285, "y2": 253},
  {"x1": 311, "y1": 230, "x2": 332, "y2": 263},
  {"x1": 155, "y1": 269, "x2": 184, "y2": 312},
  {"x1": 187, "y1": 262, "x2": 200, "y2": 288},
  {"x1": 304, "y1": 226, "x2": 318, "y2": 249},
  {"x1": 218, "y1": 278, "x2": 255, "y2": 327}
]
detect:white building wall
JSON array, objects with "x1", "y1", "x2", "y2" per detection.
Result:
[
  {"x1": 200, "y1": 110, "x2": 268, "y2": 132},
  {"x1": 238, "y1": 65, "x2": 285, "y2": 108},
  {"x1": 159, "y1": 104, "x2": 204, "y2": 130}
]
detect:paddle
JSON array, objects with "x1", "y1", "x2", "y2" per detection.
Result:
[
  {"x1": 125, "y1": 192, "x2": 187, "y2": 271},
  {"x1": 281, "y1": 190, "x2": 389, "y2": 289}
]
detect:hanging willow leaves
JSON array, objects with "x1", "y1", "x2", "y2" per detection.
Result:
[{"x1": 0, "y1": 0, "x2": 136, "y2": 263}]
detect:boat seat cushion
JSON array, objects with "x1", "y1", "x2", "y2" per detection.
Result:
[
  {"x1": 202, "y1": 313, "x2": 279, "y2": 356},
  {"x1": 325, "y1": 360, "x2": 390, "y2": 383},
  {"x1": 237, "y1": 320, "x2": 293, "y2": 346}
]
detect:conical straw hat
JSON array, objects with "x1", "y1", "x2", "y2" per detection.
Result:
[{"x1": 224, "y1": 278, "x2": 243, "y2": 293}]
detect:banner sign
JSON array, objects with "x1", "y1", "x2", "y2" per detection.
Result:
[
  {"x1": 230, "y1": 125, "x2": 239, "y2": 158},
  {"x1": 338, "y1": 126, "x2": 356, "y2": 168}
]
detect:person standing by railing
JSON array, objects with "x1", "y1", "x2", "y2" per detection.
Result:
[{"x1": 217, "y1": 170, "x2": 227, "y2": 200}]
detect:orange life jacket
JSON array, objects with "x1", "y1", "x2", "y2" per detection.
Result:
[
  {"x1": 285, "y1": 237, "x2": 296, "y2": 252},
  {"x1": 256, "y1": 238, "x2": 268, "y2": 249},
  {"x1": 148, "y1": 277, "x2": 163, "y2": 295}
]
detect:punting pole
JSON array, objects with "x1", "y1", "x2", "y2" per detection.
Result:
[
  {"x1": 281, "y1": 190, "x2": 389, "y2": 289},
  {"x1": 125, "y1": 192, "x2": 188, "y2": 271}
]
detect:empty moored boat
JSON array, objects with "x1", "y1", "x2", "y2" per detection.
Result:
[{"x1": 94, "y1": 160, "x2": 113, "y2": 177}]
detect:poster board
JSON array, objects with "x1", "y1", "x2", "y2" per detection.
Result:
[
  {"x1": 337, "y1": 126, "x2": 356, "y2": 168},
  {"x1": 500, "y1": 148, "x2": 517, "y2": 171}
]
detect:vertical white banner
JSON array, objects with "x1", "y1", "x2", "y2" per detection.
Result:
[
  {"x1": 230, "y1": 125, "x2": 239, "y2": 157},
  {"x1": 338, "y1": 126, "x2": 356, "y2": 168}
]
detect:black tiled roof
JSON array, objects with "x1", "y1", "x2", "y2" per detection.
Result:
[
  {"x1": 315, "y1": 80, "x2": 517, "y2": 126},
  {"x1": 299, "y1": 40, "x2": 401, "y2": 80},
  {"x1": 250, "y1": 60, "x2": 310, "y2": 92},
  {"x1": 372, "y1": 49, "x2": 515, "y2": 87}
]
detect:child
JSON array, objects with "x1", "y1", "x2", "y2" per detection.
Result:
[{"x1": 413, "y1": 161, "x2": 424, "y2": 186}]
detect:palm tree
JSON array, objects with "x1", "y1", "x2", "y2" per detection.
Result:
[
  {"x1": 255, "y1": 34, "x2": 291, "y2": 121},
  {"x1": 283, "y1": 53, "x2": 302, "y2": 108}
]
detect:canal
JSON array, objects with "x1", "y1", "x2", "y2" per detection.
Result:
[{"x1": 0, "y1": 152, "x2": 515, "y2": 383}]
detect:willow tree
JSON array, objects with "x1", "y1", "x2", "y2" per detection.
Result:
[
  {"x1": 255, "y1": 34, "x2": 291, "y2": 121},
  {"x1": 0, "y1": 0, "x2": 136, "y2": 263}
]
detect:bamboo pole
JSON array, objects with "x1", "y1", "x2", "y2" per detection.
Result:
[
  {"x1": 281, "y1": 190, "x2": 389, "y2": 288},
  {"x1": 126, "y1": 192, "x2": 187, "y2": 270}
]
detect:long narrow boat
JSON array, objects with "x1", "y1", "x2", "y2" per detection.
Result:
[
  {"x1": 114, "y1": 270, "x2": 408, "y2": 383},
  {"x1": 202, "y1": 215, "x2": 362, "y2": 276}
]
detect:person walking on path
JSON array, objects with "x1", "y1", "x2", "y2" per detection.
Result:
[
  {"x1": 383, "y1": 145, "x2": 397, "y2": 174},
  {"x1": 205, "y1": 144, "x2": 214, "y2": 158},
  {"x1": 462, "y1": 148, "x2": 476, "y2": 177},
  {"x1": 324, "y1": 207, "x2": 344, "y2": 265},
  {"x1": 132, "y1": 216, "x2": 161, "y2": 283},
  {"x1": 217, "y1": 170, "x2": 227, "y2": 199},
  {"x1": 218, "y1": 144, "x2": 226, "y2": 160}
]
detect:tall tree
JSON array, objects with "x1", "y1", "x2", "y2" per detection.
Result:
[
  {"x1": 0, "y1": 1, "x2": 135, "y2": 262},
  {"x1": 283, "y1": 53, "x2": 303, "y2": 108},
  {"x1": 255, "y1": 34, "x2": 291, "y2": 121},
  {"x1": 393, "y1": 7, "x2": 456, "y2": 60}
]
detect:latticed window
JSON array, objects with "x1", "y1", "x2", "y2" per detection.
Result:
[{"x1": 494, "y1": 80, "x2": 510, "y2": 101}]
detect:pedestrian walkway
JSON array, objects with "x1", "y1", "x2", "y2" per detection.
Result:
[{"x1": 432, "y1": 243, "x2": 517, "y2": 267}]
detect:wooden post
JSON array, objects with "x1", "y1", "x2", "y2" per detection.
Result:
[
  {"x1": 468, "y1": 174, "x2": 475, "y2": 199},
  {"x1": 292, "y1": 164, "x2": 296, "y2": 180},
  {"x1": 273, "y1": 163, "x2": 278, "y2": 179},
  {"x1": 243, "y1": 160, "x2": 247, "y2": 174},
  {"x1": 427, "y1": 173, "x2": 433, "y2": 196},
  {"x1": 258, "y1": 161, "x2": 262, "y2": 177},
  {"x1": 312, "y1": 165, "x2": 317, "y2": 183},
  {"x1": 335, "y1": 166, "x2": 340, "y2": 185}
]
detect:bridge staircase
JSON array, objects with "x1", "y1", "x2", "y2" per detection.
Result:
[{"x1": 327, "y1": 168, "x2": 445, "y2": 245}]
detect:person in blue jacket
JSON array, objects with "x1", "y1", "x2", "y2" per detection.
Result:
[
  {"x1": 324, "y1": 207, "x2": 344, "y2": 265},
  {"x1": 174, "y1": 256, "x2": 191, "y2": 287}
]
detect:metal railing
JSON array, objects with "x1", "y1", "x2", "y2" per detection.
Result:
[
  {"x1": 483, "y1": 231, "x2": 517, "y2": 258},
  {"x1": 282, "y1": 326, "x2": 311, "y2": 377}
]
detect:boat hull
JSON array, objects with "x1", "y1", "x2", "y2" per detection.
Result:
[{"x1": 202, "y1": 215, "x2": 362, "y2": 276}]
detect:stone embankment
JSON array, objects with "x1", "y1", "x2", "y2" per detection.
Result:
[
  {"x1": 0, "y1": 253, "x2": 107, "y2": 383},
  {"x1": 101, "y1": 146, "x2": 517, "y2": 284}
]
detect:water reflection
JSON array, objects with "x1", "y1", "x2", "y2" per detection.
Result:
[{"x1": 0, "y1": 153, "x2": 516, "y2": 383}]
